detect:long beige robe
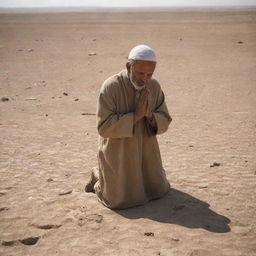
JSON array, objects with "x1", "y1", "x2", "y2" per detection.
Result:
[{"x1": 94, "y1": 69, "x2": 172, "y2": 209}]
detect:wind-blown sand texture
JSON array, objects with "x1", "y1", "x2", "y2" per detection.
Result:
[{"x1": 0, "y1": 9, "x2": 256, "y2": 256}]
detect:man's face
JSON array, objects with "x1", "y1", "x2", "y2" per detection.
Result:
[{"x1": 127, "y1": 60, "x2": 156, "y2": 89}]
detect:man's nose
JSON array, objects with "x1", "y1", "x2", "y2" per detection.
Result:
[{"x1": 142, "y1": 74, "x2": 149, "y2": 83}]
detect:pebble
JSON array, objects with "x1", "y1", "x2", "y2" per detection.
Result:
[
  {"x1": 58, "y1": 190, "x2": 72, "y2": 196},
  {"x1": 25, "y1": 98, "x2": 37, "y2": 101},
  {"x1": 63, "y1": 92, "x2": 68, "y2": 96},
  {"x1": 198, "y1": 184, "x2": 208, "y2": 189},
  {"x1": 47, "y1": 178, "x2": 53, "y2": 182},
  {"x1": 1, "y1": 97, "x2": 9, "y2": 102},
  {"x1": 82, "y1": 113, "x2": 95, "y2": 116},
  {"x1": 210, "y1": 162, "x2": 221, "y2": 167},
  {"x1": 41, "y1": 81, "x2": 47, "y2": 87},
  {"x1": 86, "y1": 213, "x2": 103, "y2": 224},
  {"x1": 88, "y1": 52, "x2": 97, "y2": 56},
  {"x1": 144, "y1": 232, "x2": 154, "y2": 236},
  {"x1": 28, "y1": 48, "x2": 34, "y2": 52},
  {"x1": 237, "y1": 41, "x2": 244, "y2": 44},
  {"x1": 32, "y1": 223, "x2": 61, "y2": 230}
]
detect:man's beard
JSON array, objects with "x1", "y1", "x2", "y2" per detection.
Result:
[{"x1": 129, "y1": 71, "x2": 146, "y2": 91}]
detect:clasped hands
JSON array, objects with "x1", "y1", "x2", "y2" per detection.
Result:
[{"x1": 133, "y1": 88, "x2": 153, "y2": 124}]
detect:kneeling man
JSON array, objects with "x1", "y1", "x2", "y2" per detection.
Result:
[{"x1": 85, "y1": 45, "x2": 172, "y2": 209}]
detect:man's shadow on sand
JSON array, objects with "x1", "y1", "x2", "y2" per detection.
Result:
[{"x1": 116, "y1": 188, "x2": 231, "y2": 233}]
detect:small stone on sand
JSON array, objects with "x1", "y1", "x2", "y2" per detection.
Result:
[
  {"x1": 210, "y1": 162, "x2": 221, "y2": 167},
  {"x1": 25, "y1": 98, "x2": 37, "y2": 101},
  {"x1": 59, "y1": 190, "x2": 72, "y2": 196},
  {"x1": 199, "y1": 184, "x2": 208, "y2": 189},
  {"x1": 1, "y1": 97, "x2": 9, "y2": 102},
  {"x1": 81, "y1": 113, "x2": 95, "y2": 116},
  {"x1": 144, "y1": 232, "x2": 154, "y2": 236}
]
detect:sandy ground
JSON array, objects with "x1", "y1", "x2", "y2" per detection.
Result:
[{"x1": 0, "y1": 9, "x2": 256, "y2": 256}]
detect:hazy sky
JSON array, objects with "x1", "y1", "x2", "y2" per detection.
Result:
[{"x1": 1, "y1": 0, "x2": 256, "y2": 8}]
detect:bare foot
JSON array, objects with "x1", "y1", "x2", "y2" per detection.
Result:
[{"x1": 85, "y1": 167, "x2": 99, "y2": 193}]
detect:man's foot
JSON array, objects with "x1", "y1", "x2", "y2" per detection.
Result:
[{"x1": 85, "y1": 167, "x2": 99, "y2": 193}]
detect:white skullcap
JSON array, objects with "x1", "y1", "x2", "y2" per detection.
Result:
[{"x1": 128, "y1": 44, "x2": 156, "y2": 62}]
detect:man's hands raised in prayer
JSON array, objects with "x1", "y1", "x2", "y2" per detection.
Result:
[{"x1": 133, "y1": 88, "x2": 154, "y2": 124}]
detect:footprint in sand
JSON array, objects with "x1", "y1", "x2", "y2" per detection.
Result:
[
  {"x1": 19, "y1": 237, "x2": 40, "y2": 245},
  {"x1": 86, "y1": 213, "x2": 103, "y2": 224},
  {"x1": 2, "y1": 223, "x2": 62, "y2": 247},
  {"x1": 71, "y1": 210, "x2": 103, "y2": 226},
  {"x1": 77, "y1": 213, "x2": 103, "y2": 227},
  {"x1": 2, "y1": 237, "x2": 40, "y2": 246},
  {"x1": 65, "y1": 206, "x2": 103, "y2": 227},
  {"x1": 2, "y1": 240, "x2": 17, "y2": 246}
]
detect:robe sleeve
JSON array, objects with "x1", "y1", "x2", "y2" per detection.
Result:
[
  {"x1": 96, "y1": 82, "x2": 134, "y2": 139},
  {"x1": 146, "y1": 87, "x2": 172, "y2": 135}
]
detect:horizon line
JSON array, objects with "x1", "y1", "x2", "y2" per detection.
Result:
[{"x1": 1, "y1": 5, "x2": 256, "y2": 13}]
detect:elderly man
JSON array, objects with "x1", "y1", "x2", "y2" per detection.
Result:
[{"x1": 85, "y1": 45, "x2": 172, "y2": 209}]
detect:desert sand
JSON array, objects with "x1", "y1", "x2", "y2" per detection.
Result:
[{"x1": 0, "y1": 9, "x2": 256, "y2": 256}]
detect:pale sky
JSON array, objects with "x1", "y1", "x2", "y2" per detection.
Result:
[{"x1": 1, "y1": 0, "x2": 256, "y2": 8}]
